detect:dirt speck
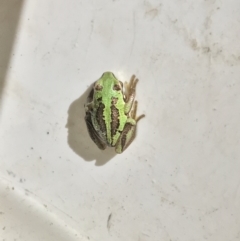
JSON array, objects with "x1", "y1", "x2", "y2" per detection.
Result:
[
  {"x1": 20, "y1": 178, "x2": 26, "y2": 183},
  {"x1": 202, "y1": 47, "x2": 210, "y2": 53},
  {"x1": 145, "y1": 8, "x2": 159, "y2": 19},
  {"x1": 7, "y1": 170, "x2": 16, "y2": 177},
  {"x1": 191, "y1": 39, "x2": 198, "y2": 50}
]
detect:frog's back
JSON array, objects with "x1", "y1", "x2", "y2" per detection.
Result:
[{"x1": 93, "y1": 72, "x2": 127, "y2": 146}]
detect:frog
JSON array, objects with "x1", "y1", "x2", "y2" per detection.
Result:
[{"x1": 84, "y1": 72, "x2": 145, "y2": 154}]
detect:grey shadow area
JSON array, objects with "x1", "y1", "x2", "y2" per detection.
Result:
[
  {"x1": 0, "y1": 0, "x2": 24, "y2": 110},
  {"x1": 66, "y1": 84, "x2": 116, "y2": 166}
]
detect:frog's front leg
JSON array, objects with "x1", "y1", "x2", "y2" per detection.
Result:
[
  {"x1": 85, "y1": 111, "x2": 107, "y2": 150},
  {"x1": 115, "y1": 101, "x2": 145, "y2": 153}
]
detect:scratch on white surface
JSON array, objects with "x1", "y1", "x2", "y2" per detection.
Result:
[
  {"x1": 129, "y1": 12, "x2": 136, "y2": 58},
  {"x1": 24, "y1": 187, "x2": 78, "y2": 223},
  {"x1": 57, "y1": 194, "x2": 66, "y2": 204},
  {"x1": 107, "y1": 213, "x2": 112, "y2": 231},
  {"x1": 84, "y1": 19, "x2": 95, "y2": 61},
  {"x1": 41, "y1": 51, "x2": 51, "y2": 61},
  {"x1": 141, "y1": 231, "x2": 150, "y2": 237},
  {"x1": 158, "y1": 219, "x2": 172, "y2": 241},
  {"x1": 72, "y1": 27, "x2": 81, "y2": 48}
]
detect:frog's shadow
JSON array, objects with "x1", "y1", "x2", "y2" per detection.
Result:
[{"x1": 66, "y1": 84, "x2": 116, "y2": 166}]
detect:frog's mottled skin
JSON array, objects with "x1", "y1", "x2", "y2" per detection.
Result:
[{"x1": 85, "y1": 72, "x2": 144, "y2": 154}]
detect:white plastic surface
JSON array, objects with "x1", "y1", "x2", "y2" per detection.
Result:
[{"x1": 1, "y1": 0, "x2": 240, "y2": 240}]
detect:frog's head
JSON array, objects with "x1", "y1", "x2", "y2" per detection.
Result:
[{"x1": 94, "y1": 72, "x2": 123, "y2": 92}]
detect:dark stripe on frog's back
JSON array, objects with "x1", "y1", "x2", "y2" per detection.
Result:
[
  {"x1": 109, "y1": 94, "x2": 128, "y2": 146},
  {"x1": 111, "y1": 97, "x2": 120, "y2": 137},
  {"x1": 95, "y1": 100, "x2": 107, "y2": 136}
]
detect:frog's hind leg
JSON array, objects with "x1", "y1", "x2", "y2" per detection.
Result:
[
  {"x1": 130, "y1": 100, "x2": 145, "y2": 122},
  {"x1": 124, "y1": 75, "x2": 139, "y2": 114},
  {"x1": 115, "y1": 101, "x2": 145, "y2": 154},
  {"x1": 85, "y1": 112, "x2": 107, "y2": 150}
]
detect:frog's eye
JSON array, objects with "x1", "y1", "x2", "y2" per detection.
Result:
[
  {"x1": 95, "y1": 84, "x2": 103, "y2": 91},
  {"x1": 113, "y1": 84, "x2": 121, "y2": 91}
]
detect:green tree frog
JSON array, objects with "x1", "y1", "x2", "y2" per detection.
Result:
[{"x1": 84, "y1": 72, "x2": 145, "y2": 154}]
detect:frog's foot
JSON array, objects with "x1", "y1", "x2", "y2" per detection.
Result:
[
  {"x1": 124, "y1": 75, "x2": 139, "y2": 114},
  {"x1": 115, "y1": 101, "x2": 145, "y2": 154}
]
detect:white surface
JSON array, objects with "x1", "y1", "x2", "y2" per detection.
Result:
[{"x1": 1, "y1": 0, "x2": 240, "y2": 240}]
